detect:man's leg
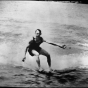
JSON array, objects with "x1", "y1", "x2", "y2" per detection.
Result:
[
  {"x1": 39, "y1": 48, "x2": 52, "y2": 71},
  {"x1": 32, "y1": 50, "x2": 42, "y2": 71}
]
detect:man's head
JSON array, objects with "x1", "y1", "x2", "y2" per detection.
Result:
[{"x1": 35, "y1": 29, "x2": 42, "y2": 37}]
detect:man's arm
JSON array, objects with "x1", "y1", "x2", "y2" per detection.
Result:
[
  {"x1": 44, "y1": 40, "x2": 67, "y2": 49},
  {"x1": 22, "y1": 46, "x2": 29, "y2": 62},
  {"x1": 25, "y1": 46, "x2": 29, "y2": 56}
]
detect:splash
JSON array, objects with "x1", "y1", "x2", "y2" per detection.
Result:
[
  {"x1": 51, "y1": 51, "x2": 88, "y2": 70},
  {"x1": 0, "y1": 43, "x2": 10, "y2": 64},
  {"x1": 0, "y1": 41, "x2": 88, "y2": 71},
  {"x1": 79, "y1": 52, "x2": 88, "y2": 68}
]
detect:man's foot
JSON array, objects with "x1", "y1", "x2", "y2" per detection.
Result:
[
  {"x1": 38, "y1": 68, "x2": 43, "y2": 72},
  {"x1": 48, "y1": 68, "x2": 53, "y2": 73}
]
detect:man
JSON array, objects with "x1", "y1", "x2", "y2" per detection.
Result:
[{"x1": 22, "y1": 29, "x2": 52, "y2": 72}]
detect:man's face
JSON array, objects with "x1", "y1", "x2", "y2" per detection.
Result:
[{"x1": 35, "y1": 30, "x2": 41, "y2": 37}]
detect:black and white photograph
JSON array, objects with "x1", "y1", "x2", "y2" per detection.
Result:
[{"x1": 0, "y1": 0, "x2": 88, "y2": 87}]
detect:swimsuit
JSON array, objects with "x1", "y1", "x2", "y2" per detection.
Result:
[{"x1": 28, "y1": 37, "x2": 43, "y2": 56}]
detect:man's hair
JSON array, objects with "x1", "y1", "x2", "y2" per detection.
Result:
[{"x1": 35, "y1": 29, "x2": 42, "y2": 35}]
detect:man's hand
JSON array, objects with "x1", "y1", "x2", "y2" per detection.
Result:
[
  {"x1": 22, "y1": 57, "x2": 26, "y2": 62},
  {"x1": 61, "y1": 45, "x2": 66, "y2": 49}
]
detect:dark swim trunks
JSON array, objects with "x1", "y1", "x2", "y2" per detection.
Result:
[
  {"x1": 28, "y1": 37, "x2": 43, "y2": 56},
  {"x1": 28, "y1": 47, "x2": 41, "y2": 56}
]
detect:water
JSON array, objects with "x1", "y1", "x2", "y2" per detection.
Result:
[
  {"x1": 0, "y1": 64, "x2": 88, "y2": 87},
  {"x1": 0, "y1": 1, "x2": 88, "y2": 87}
]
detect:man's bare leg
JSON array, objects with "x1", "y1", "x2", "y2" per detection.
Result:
[{"x1": 32, "y1": 50, "x2": 43, "y2": 71}]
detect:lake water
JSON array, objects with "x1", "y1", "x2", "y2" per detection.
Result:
[{"x1": 0, "y1": 1, "x2": 88, "y2": 87}]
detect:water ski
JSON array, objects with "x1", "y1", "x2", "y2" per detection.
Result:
[
  {"x1": 37, "y1": 69, "x2": 55, "y2": 76},
  {"x1": 36, "y1": 69, "x2": 77, "y2": 76}
]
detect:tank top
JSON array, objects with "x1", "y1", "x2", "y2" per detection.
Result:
[{"x1": 29, "y1": 37, "x2": 43, "y2": 49}]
